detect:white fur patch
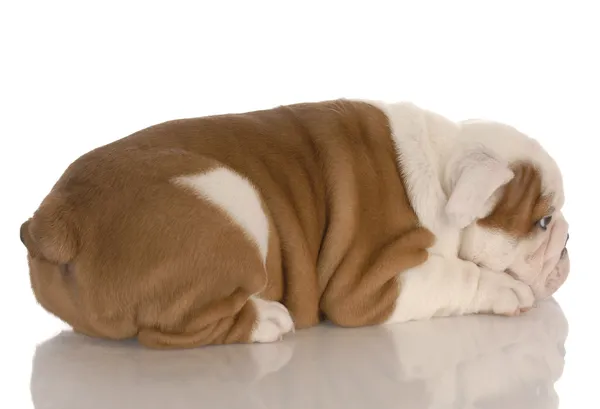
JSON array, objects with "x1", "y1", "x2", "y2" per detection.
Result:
[
  {"x1": 363, "y1": 99, "x2": 566, "y2": 321},
  {"x1": 364, "y1": 99, "x2": 565, "y2": 258},
  {"x1": 364, "y1": 100, "x2": 463, "y2": 256},
  {"x1": 367, "y1": 101, "x2": 455, "y2": 231},
  {"x1": 173, "y1": 168, "x2": 269, "y2": 263},
  {"x1": 458, "y1": 119, "x2": 565, "y2": 209},
  {"x1": 250, "y1": 297, "x2": 295, "y2": 343},
  {"x1": 385, "y1": 255, "x2": 535, "y2": 323},
  {"x1": 444, "y1": 150, "x2": 515, "y2": 229}
]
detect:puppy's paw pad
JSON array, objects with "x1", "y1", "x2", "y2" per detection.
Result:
[{"x1": 250, "y1": 298, "x2": 294, "y2": 343}]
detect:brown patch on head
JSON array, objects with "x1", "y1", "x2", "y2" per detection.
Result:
[{"x1": 478, "y1": 162, "x2": 552, "y2": 238}]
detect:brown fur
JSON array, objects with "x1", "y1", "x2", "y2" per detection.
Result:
[
  {"x1": 478, "y1": 163, "x2": 552, "y2": 238},
  {"x1": 21, "y1": 100, "x2": 434, "y2": 348}
]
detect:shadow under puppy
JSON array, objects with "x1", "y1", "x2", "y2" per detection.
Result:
[{"x1": 20, "y1": 99, "x2": 570, "y2": 348}]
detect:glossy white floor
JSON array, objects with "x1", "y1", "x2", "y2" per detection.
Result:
[
  {"x1": 2, "y1": 2, "x2": 598, "y2": 408},
  {"x1": 2, "y1": 269, "x2": 599, "y2": 409},
  {"x1": 20, "y1": 299, "x2": 580, "y2": 409}
]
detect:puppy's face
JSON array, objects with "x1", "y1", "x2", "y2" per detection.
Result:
[
  {"x1": 459, "y1": 165, "x2": 569, "y2": 299},
  {"x1": 446, "y1": 121, "x2": 569, "y2": 299}
]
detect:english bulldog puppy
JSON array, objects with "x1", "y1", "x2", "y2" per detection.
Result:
[{"x1": 20, "y1": 99, "x2": 570, "y2": 348}]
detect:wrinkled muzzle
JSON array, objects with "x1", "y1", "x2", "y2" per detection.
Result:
[{"x1": 513, "y1": 217, "x2": 570, "y2": 299}]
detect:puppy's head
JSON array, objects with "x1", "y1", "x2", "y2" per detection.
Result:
[{"x1": 445, "y1": 120, "x2": 569, "y2": 300}]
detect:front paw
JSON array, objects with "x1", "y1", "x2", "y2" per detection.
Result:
[{"x1": 473, "y1": 269, "x2": 535, "y2": 316}]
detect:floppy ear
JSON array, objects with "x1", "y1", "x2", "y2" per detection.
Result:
[{"x1": 445, "y1": 150, "x2": 515, "y2": 229}]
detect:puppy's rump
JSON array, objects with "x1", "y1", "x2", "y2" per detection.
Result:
[
  {"x1": 22, "y1": 195, "x2": 79, "y2": 264},
  {"x1": 26, "y1": 148, "x2": 284, "y2": 347}
]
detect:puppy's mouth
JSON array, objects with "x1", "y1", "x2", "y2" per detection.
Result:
[
  {"x1": 545, "y1": 248, "x2": 570, "y2": 297},
  {"x1": 532, "y1": 234, "x2": 570, "y2": 299},
  {"x1": 506, "y1": 221, "x2": 570, "y2": 300},
  {"x1": 561, "y1": 247, "x2": 568, "y2": 259},
  {"x1": 541, "y1": 227, "x2": 569, "y2": 274}
]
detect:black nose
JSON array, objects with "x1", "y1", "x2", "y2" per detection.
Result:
[{"x1": 566, "y1": 233, "x2": 570, "y2": 246}]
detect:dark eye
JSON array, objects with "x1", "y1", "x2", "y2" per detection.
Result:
[
  {"x1": 537, "y1": 216, "x2": 553, "y2": 230},
  {"x1": 59, "y1": 263, "x2": 72, "y2": 277}
]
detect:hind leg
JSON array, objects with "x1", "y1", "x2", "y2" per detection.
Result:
[
  {"x1": 249, "y1": 297, "x2": 295, "y2": 342},
  {"x1": 138, "y1": 292, "x2": 294, "y2": 348},
  {"x1": 137, "y1": 163, "x2": 294, "y2": 348}
]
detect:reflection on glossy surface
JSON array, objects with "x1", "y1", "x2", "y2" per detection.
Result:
[{"x1": 31, "y1": 299, "x2": 567, "y2": 409}]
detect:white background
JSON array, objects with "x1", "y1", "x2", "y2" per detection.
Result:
[{"x1": 1, "y1": 1, "x2": 598, "y2": 408}]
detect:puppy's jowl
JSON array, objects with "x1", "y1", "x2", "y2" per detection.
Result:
[{"x1": 21, "y1": 99, "x2": 570, "y2": 348}]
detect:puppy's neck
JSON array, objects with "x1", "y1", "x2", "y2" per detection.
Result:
[{"x1": 367, "y1": 100, "x2": 464, "y2": 255}]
